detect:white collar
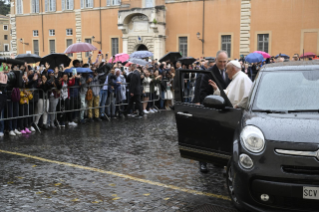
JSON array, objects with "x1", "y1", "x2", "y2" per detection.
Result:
[{"x1": 232, "y1": 71, "x2": 241, "y2": 80}]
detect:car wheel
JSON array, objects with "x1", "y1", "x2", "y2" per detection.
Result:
[{"x1": 226, "y1": 158, "x2": 247, "y2": 212}]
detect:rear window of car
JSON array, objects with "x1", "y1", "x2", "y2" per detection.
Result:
[{"x1": 253, "y1": 70, "x2": 319, "y2": 111}]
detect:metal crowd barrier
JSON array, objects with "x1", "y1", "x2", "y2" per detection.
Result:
[{"x1": 0, "y1": 78, "x2": 176, "y2": 132}]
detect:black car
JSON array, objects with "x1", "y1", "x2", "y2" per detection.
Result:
[{"x1": 173, "y1": 61, "x2": 319, "y2": 212}]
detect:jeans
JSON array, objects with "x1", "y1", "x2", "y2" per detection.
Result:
[
  {"x1": 99, "y1": 90, "x2": 108, "y2": 117},
  {"x1": 6, "y1": 101, "x2": 19, "y2": 131},
  {"x1": 107, "y1": 92, "x2": 116, "y2": 117},
  {"x1": 49, "y1": 96, "x2": 59, "y2": 126},
  {"x1": 79, "y1": 93, "x2": 86, "y2": 120},
  {"x1": 35, "y1": 98, "x2": 49, "y2": 126}
]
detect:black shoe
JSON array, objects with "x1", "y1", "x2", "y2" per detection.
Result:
[
  {"x1": 87, "y1": 118, "x2": 94, "y2": 123},
  {"x1": 199, "y1": 163, "x2": 209, "y2": 173},
  {"x1": 101, "y1": 116, "x2": 108, "y2": 120},
  {"x1": 94, "y1": 118, "x2": 102, "y2": 122},
  {"x1": 43, "y1": 125, "x2": 49, "y2": 130},
  {"x1": 80, "y1": 119, "x2": 86, "y2": 124}
]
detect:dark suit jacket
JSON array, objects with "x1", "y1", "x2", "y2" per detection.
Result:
[
  {"x1": 192, "y1": 73, "x2": 203, "y2": 104},
  {"x1": 199, "y1": 64, "x2": 230, "y2": 103},
  {"x1": 128, "y1": 70, "x2": 142, "y2": 95}
]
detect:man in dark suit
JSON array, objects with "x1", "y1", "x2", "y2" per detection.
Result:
[
  {"x1": 124, "y1": 64, "x2": 144, "y2": 118},
  {"x1": 199, "y1": 50, "x2": 231, "y2": 103},
  {"x1": 198, "y1": 50, "x2": 231, "y2": 173}
]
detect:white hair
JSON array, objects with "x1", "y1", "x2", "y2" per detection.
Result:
[
  {"x1": 216, "y1": 50, "x2": 228, "y2": 58},
  {"x1": 226, "y1": 62, "x2": 240, "y2": 71}
]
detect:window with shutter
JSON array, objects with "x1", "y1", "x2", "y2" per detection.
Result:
[
  {"x1": 62, "y1": 0, "x2": 65, "y2": 10},
  {"x1": 31, "y1": 0, "x2": 40, "y2": 13},
  {"x1": 107, "y1": 0, "x2": 110, "y2": 6},
  {"x1": 221, "y1": 35, "x2": 231, "y2": 58},
  {"x1": 45, "y1": 0, "x2": 48, "y2": 11},
  {"x1": 33, "y1": 40, "x2": 39, "y2": 55},
  {"x1": 111, "y1": 38, "x2": 119, "y2": 56},
  {"x1": 257, "y1": 34, "x2": 269, "y2": 53},
  {"x1": 16, "y1": 0, "x2": 23, "y2": 14},
  {"x1": 179, "y1": 37, "x2": 188, "y2": 57},
  {"x1": 66, "y1": 39, "x2": 73, "y2": 57},
  {"x1": 49, "y1": 40, "x2": 55, "y2": 54},
  {"x1": 145, "y1": 0, "x2": 153, "y2": 7},
  {"x1": 81, "y1": 0, "x2": 84, "y2": 8},
  {"x1": 32, "y1": 0, "x2": 35, "y2": 13},
  {"x1": 70, "y1": 0, "x2": 74, "y2": 10},
  {"x1": 85, "y1": 39, "x2": 92, "y2": 57}
]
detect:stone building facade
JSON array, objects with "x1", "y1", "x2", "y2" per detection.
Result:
[
  {"x1": 0, "y1": 15, "x2": 13, "y2": 57},
  {"x1": 9, "y1": 0, "x2": 319, "y2": 61}
]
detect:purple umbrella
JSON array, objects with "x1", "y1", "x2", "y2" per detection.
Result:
[{"x1": 64, "y1": 42, "x2": 98, "y2": 54}]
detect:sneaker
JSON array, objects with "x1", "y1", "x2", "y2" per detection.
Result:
[
  {"x1": 30, "y1": 126, "x2": 36, "y2": 132},
  {"x1": 94, "y1": 118, "x2": 102, "y2": 122},
  {"x1": 0, "y1": 132, "x2": 4, "y2": 137},
  {"x1": 20, "y1": 130, "x2": 26, "y2": 134},
  {"x1": 87, "y1": 118, "x2": 94, "y2": 123},
  {"x1": 69, "y1": 121, "x2": 77, "y2": 126},
  {"x1": 152, "y1": 108, "x2": 158, "y2": 113},
  {"x1": 60, "y1": 122, "x2": 66, "y2": 127},
  {"x1": 50, "y1": 124, "x2": 57, "y2": 129},
  {"x1": 14, "y1": 129, "x2": 22, "y2": 135},
  {"x1": 143, "y1": 110, "x2": 149, "y2": 114},
  {"x1": 9, "y1": 130, "x2": 16, "y2": 136},
  {"x1": 149, "y1": 109, "x2": 155, "y2": 113},
  {"x1": 25, "y1": 128, "x2": 31, "y2": 134}
]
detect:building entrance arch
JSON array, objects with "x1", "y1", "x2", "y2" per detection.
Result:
[{"x1": 136, "y1": 44, "x2": 148, "y2": 51}]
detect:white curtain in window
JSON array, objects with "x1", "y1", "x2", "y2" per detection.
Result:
[
  {"x1": 16, "y1": 0, "x2": 22, "y2": 14},
  {"x1": 49, "y1": 0, "x2": 56, "y2": 11},
  {"x1": 31, "y1": 0, "x2": 39, "y2": 13},
  {"x1": 63, "y1": 0, "x2": 74, "y2": 10},
  {"x1": 145, "y1": 0, "x2": 153, "y2": 7},
  {"x1": 62, "y1": 0, "x2": 65, "y2": 10},
  {"x1": 107, "y1": 0, "x2": 110, "y2": 6},
  {"x1": 45, "y1": 0, "x2": 48, "y2": 11}
]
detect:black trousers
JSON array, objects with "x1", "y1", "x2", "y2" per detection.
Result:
[
  {"x1": 125, "y1": 94, "x2": 143, "y2": 116},
  {"x1": 19, "y1": 104, "x2": 29, "y2": 129},
  {"x1": 57, "y1": 98, "x2": 72, "y2": 123}
]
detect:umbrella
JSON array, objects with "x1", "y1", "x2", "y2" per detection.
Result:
[
  {"x1": 275, "y1": 54, "x2": 290, "y2": 59},
  {"x1": 159, "y1": 52, "x2": 181, "y2": 63},
  {"x1": 0, "y1": 57, "x2": 25, "y2": 66},
  {"x1": 253, "y1": 51, "x2": 271, "y2": 59},
  {"x1": 300, "y1": 52, "x2": 316, "y2": 58},
  {"x1": 245, "y1": 53, "x2": 264, "y2": 63},
  {"x1": 96, "y1": 63, "x2": 112, "y2": 74},
  {"x1": 129, "y1": 58, "x2": 152, "y2": 67},
  {"x1": 64, "y1": 42, "x2": 98, "y2": 54},
  {"x1": 108, "y1": 53, "x2": 130, "y2": 63},
  {"x1": 205, "y1": 57, "x2": 216, "y2": 61},
  {"x1": 40, "y1": 54, "x2": 71, "y2": 68},
  {"x1": 178, "y1": 57, "x2": 196, "y2": 65},
  {"x1": 15, "y1": 53, "x2": 42, "y2": 64},
  {"x1": 130, "y1": 51, "x2": 153, "y2": 59},
  {"x1": 64, "y1": 67, "x2": 93, "y2": 74}
]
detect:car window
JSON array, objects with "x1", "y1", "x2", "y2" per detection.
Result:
[{"x1": 253, "y1": 70, "x2": 319, "y2": 111}]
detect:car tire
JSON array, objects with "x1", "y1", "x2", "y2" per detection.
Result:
[{"x1": 226, "y1": 158, "x2": 247, "y2": 212}]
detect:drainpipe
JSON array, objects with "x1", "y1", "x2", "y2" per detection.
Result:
[
  {"x1": 202, "y1": 0, "x2": 205, "y2": 55},
  {"x1": 100, "y1": 0, "x2": 102, "y2": 49}
]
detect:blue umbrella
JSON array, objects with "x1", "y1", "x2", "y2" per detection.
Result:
[
  {"x1": 245, "y1": 53, "x2": 264, "y2": 63},
  {"x1": 64, "y1": 67, "x2": 93, "y2": 74},
  {"x1": 130, "y1": 51, "x2": 153, "y2": 59},
  {"x1": 129, "y1": 58, "x2": 152, "y2": 67},
  {"x1": 275, "y1": 54, "x2": 290, "y2": 59}
]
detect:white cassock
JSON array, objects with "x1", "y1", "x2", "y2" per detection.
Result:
[{"x1": 214, "y1": 71, "x2": 252, "y2": 108}]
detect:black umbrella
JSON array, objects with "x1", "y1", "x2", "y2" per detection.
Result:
[
  {"x1": 15, "y1": 53, "x2": 41, "y2": 64},
  {"x1": 96, "y1": 63, "x2": 112, "y2": 74},
  {"x1": 159, "y1": 52, "x2": 182, "y2": 63},
  {"x1": 205, "y1": 57, "x2": 215, "y2": 61},
  {"x1": 0, "y1": 57, "x2": 25, "y2": 66},
  {"x1": 40, "y1": 53, "x2": 71, "y2": 68},
  {"x1": 178, "y1": 57, "x2": 196, "y2": 65}
]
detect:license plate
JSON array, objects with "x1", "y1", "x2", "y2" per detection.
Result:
[{"x1": 303, "y1": 187, "x2": 319, "y2": 200}]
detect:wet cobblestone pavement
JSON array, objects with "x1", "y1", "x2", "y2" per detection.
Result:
[{"x1": 0, "y1": 112, "x2": 237, "y2": 212}]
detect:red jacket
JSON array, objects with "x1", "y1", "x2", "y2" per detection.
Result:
[{"x1": 61, "y1": 78, "x2": 75, "y2": 99}]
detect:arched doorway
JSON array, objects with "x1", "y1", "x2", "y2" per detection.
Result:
[{"x1": 137, "y1": 44, "x2": 148, "y2": 51}]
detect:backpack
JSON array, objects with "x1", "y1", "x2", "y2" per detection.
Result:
[
  {"x1": 11, "y1": 88, "x2": 20, "y2": 102},
  {"x1": 86, "y1": 88, "x2": 93, "y2": 101}
]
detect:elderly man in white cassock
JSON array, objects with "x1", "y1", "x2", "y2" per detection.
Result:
[{"x1": 208, "y1": 60, "x2": 252, "y2": 108}]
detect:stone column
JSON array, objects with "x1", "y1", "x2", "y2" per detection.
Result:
[
  {"x1": 75, "y1": 10, "x2": 82, "y2": 60},
  {"x1": 239, "y1": 0, "x2": 251, "y2": 56},
  {"x1": 122, "y1": 37, "x2": 128, "y2": 54},
  {"x1": 153, "y1": 36, "x2": 165, "y2": 60}
]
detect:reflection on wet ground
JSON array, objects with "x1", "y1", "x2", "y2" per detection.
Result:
[{"x1": 0, "y1": 112, "x2": 236, "y2": 211}]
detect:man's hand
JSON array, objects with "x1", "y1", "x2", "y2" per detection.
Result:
[
  {"x1": 208, "y1": 79, "x2": 218, "y2": 91},
  {"x1": 130, "y1": 93, "x2": 134, "y2": 97}
]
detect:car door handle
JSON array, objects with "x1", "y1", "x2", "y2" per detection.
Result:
[{"x1": 177, "y1": 112, "x2": 193, "y2": 117}]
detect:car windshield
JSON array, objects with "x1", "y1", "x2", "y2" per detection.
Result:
[{"x1": 253, "y1": 70, "x2": 319, "y2": 111}]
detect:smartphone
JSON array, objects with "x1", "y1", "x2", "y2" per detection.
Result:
[{"x1": 72, "y1": 68, "x2": 77, "y2": 76}]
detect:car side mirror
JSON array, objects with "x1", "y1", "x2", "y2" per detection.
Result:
[{"x1": 203, "y1": 95, "x2": 226, "y2": 109}]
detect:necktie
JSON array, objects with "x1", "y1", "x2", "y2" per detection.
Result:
[{"x1": 221, "y1": 69, "x2": 226, "y2": 82}]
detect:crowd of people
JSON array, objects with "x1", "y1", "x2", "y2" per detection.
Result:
[
  {"x1": 0, "y1": 54, "x2": 178, "y2": 137},
  {"x1": 0, "y1": 51, "x2": 313, "y2": 138}
]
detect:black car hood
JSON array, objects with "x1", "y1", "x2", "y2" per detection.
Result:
[{"x1": 242, "y1": 112, "x2": 319, "y2": 143}]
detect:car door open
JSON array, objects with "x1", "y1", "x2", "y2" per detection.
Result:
[{"x1": 173, "y1": 69, "x2": 242, "y2": 166}]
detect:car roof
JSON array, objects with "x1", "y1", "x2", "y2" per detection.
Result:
[{"x1": 261, "y1": 60, "x2": 319, "y2": 72}]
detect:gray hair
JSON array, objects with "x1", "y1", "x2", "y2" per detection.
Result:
[{"x1": 216, "y1": 50, "x2": 228, "y2": 58}]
